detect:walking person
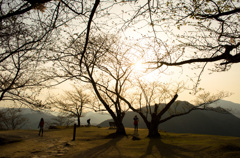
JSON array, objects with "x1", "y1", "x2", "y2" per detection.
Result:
[
  {"x1": 133, "y1": 115, "x2": 139, "y2": 131},
  {"x1": 87, "y1": 119, "x2": 91, "y2": 126},
  {"x1": 38, "y1": 118, "x2": 44, "y2": 136}
]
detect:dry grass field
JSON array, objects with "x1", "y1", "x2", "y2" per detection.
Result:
[{"x1": 0, "y1": 127, "x2": 240, "y2": 158}]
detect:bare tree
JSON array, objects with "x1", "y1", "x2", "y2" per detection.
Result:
[
  {"x1": 50, "y1": 33, "x2": 141, "y2": 135},
  {"x1": 0, "y1": 1, "x2": 60, "y2": 106},
  {"x1": 80, "y1": 35, "x2": 134, "y2": 135},
  {"x1": 139, "y1": 0, "x2": 240, "y2": 71},
  {"x1": 0, "y1": 108, "x2": 28, "y2": 130},
  {"x1": 95, "y1": 1, "x2": 239, "y2": 94},
  {"x1": 119, "y1": 80, "x2": 230, "y2": 138},
  {"x1": 0, "y1": 0, "x2": 52, "y2": 21},
  {"x1": 48, "y1": 85, "x2": 92, "y2": 127},
  {"x1": 0, "y1": 0, "x2": 101, "y2": 107},
  {"x1": 51, "y1": 114, "x2": 75, "y2": 127},
  {"x1": 118, "y1": 80, "x2": 180, "y2": 137},
  {"x1": 110, "y1": 0, "x2": 240, "y2": 70}
]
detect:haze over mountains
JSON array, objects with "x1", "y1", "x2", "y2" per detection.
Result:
[
  {"x1": 99, "y1": 100, "x2": 240, "y2": 137},
  {"x1": 210, "y1": 100, "x2": 240, "y2": 118},
  {"x1": 1, "y1": 100, "x2": 240, "y2": 137},
  {"x1": 0, "y1": 107, "x2": 111, "y2": 129}
]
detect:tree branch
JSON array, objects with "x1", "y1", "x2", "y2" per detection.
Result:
[
  {"x1": 157, "y1": 94, "x2": 178, "y2": 117},
  {"x1": 153, "y1": 43, "x2": 240, "y2": 68},
  {"x1": 195, "y1": 8, "x2": 240, "y2": 20},
  {"x1": 80, "y1": 0, "x2": 100, "y2": 70},
  {"x1": 0, "y1": 3, "x2": 32, "y2": 21}
]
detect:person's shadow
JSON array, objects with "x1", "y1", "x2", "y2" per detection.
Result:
[
  {"x1": 140, "y1": 138, "x2": 191, "y2": 158},
  {"x1": 73, "y1": 134, "x2": 124, "y2": 158}
]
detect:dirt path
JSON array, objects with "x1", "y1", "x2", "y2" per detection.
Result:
[{"x1": 0, "y1": 129, "x2": 75, "y2": 158}]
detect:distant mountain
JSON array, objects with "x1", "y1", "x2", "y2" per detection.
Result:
[
  {"x1": 80, "y1": 111, "x2": 111, "y2": 126},
  {"x1": 1, "y1": 99, "x2": 240, "y2": 136},
  {"x1": 0, "y1": 108, "x2": 111, "y2": 129},
  {"x1": 209, "y1": 100, "x2": 240, "y2": 118},
  {"x1": 0, "y1": 108, "x2": 57, "y2": 130},
  {"x1": 99, "y1": 100, "x2": 240, "y2": 137},
  {"x1": 16, "y1": 108, "x2": 57, "y2": 130}
]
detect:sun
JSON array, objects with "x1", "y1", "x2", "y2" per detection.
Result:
[{"x1": 133, "y1": 60, "x2": 147, "y2": 73}]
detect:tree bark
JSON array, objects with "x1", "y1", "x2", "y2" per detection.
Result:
[
  {"x1": 115, "y1": 120, "x2": 126, "y2": 136},
  {"x1": 77, "y1": 116, "x2": 80, "y2": 127},
  {"x1": 147, "y1": 117, "x2": 161, "y2": 138},
  {"x1": 113, "y1": 117, "x2": 127, "y2": 136}
]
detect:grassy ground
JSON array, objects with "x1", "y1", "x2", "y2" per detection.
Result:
[{"x1": 0, "y1": 127, "x2": 240, "y2": 158}]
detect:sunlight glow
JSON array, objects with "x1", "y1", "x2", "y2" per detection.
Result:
[{"x1": 133, "y1": 60, "x2": 147, "y2": 73}]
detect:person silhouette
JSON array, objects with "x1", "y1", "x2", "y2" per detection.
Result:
[
  {"x1": 133, "y1": 115, "x2": 139, "y2": 131},
  {"x1": 87, "y1": 119, "x2": 91, "y2": 126},
  {"x1": 38, "y1": 118, "x2": 44, "y2": 136}
]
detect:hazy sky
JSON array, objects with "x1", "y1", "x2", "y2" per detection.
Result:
[
  {"x1": 111, "y1": 2, "x2": 240, "y2": 104},
  {"x1": 165, "y1": 62, "x2": 240, "y2": 104},
  {"x1": 1, "y1": 1, "x2": 240, "y2": 109},
  {"x1": 134, "y1": 60, "x2": 240, "y2": 104},
  {"x1": 194, "y1": 64, "x2": 240, "y2": 104},
  {"x1": 53, "y1": 1, "x2": 240, "y2": 105}
]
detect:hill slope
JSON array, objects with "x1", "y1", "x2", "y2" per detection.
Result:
[
  {"x1": 0, "y1": 108, "x2": 111, "y2": 129},
  {"x1": 0, "y1": 108, "x2": 57, "y2": 130},
  {"x1": 210, "y1": 100, "x2": 240, "y2": 118},
  {"x1": 0, "y1": 127, "x2": 240, "y2": 158},
  {"x1": 99, "y1": 101, "x2": 240, "y2": 137},
  {"x1": 80, "y1": 111, "x2": 111, "y2": 126}
]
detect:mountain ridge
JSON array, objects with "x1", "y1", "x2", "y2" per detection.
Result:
[
  {"x1": 99, "y1": 100, "x2": 240, "y2": 137},
  {"x1": 0, "y1": 108, "x2": 111, "y2": 129},
  {"x1": 1, "y1": 99, "x2": 240, "y2": 137}
]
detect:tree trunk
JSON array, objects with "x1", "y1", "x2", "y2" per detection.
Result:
[
  {"x1": 147, "y1": 119, "x2": 161, "y2": 138},
  {"x1": 116, "y1": 123, "x2": 126, "y2": 136},
  {"x1": 115, "y1": 120, "x2": 126, "y2": 136},
  {"x1": 77, "y1": 116, "x2": 80, "y2": 127}
]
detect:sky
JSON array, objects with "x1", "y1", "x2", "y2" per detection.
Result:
[
  {"x1": 132, "y1": 58, "x2": 240, "y2": 105},
  {"x1": 1, "y1": 0, "x2": 240, "y2": 109},
  {"x1": 109, "y1": 1, "x2": 240, "y2": 105},
  {"x1": 193, "y1": 64, "x2": 240, "y2": 104}
]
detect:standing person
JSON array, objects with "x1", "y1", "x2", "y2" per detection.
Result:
[
  {"x1": 133, "y1": 115, "x2": 139, "y2": 131},
  {"x1": 38, "y1": 118, "x2": 44, "y2": 136},
  {"x1": 87, "y1": 119, "x2": 91, "y2": 126}
]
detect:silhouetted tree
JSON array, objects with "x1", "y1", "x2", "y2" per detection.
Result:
[
  {"x1": 0, "y1": 0, "x2": 58, "y2": 106},
  {"x1": 119, "y1": 80, "x2": 230, "y2": 138},
  {"x1": 0, "y1": 0, "x2": 100, "y2": 107},
  {"x1": 79, "y1": 35, "x2": 134, "y2": 135},
  {"x1": 112, "y1": 0, "x2": 240, "y2": 70},
  {"x1": 125, "y1": 1, "x2": 240, "y2": 73},
  {"x1": 48, "y1": 85, "x2": 92, "y2": 127},
  {"x1": 3, "y1": 0, "x2": 238, "y2": 109},
  {"x1": 0, "y1": 108, "x2": 28, "y2": 130},
  {"x1": 50, "y1": 34, "x2": 142, "y2": 136},
  {"x1": 51, "y1": 114, "x2": 75, "y2": 127}
]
